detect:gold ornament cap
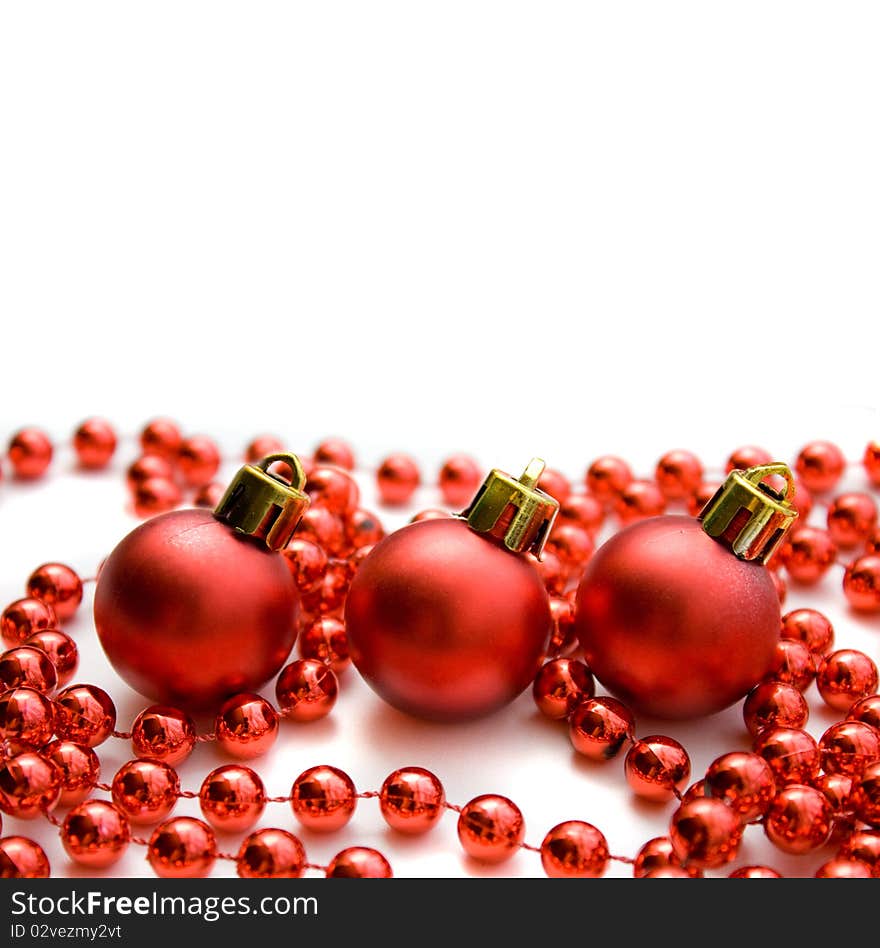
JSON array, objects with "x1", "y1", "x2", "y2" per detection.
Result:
[
  {"x1": 213, "y1": 453, "x2": 310, "y2": 551},
  {"x1": 698, "y1": 463, "x2": 799, "y2": 564},
  {"x1": 462, "y1": 458, "x2": 560, "y2": 558}
]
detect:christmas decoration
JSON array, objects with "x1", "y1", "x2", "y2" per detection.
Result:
[
  {"x1": 345, "y1": 459, "x2": 558, "y2": 720},
  {"x1": 94, "y1": 454, "x2": 308, "y2": 709},
  {"x1": 574, "y1": 464, "x2": 799, "y2": 718}
]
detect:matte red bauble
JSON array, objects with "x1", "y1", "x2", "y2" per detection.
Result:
[
  {"x1": 94, "y1": 456, "x2": 308, "y2": 709},
  {"x1": 575, "y1": 465, "x2": 797, "y2": 719},
  {"x1": 346, "y1": 460, "x2": 558, "y2": 721}
]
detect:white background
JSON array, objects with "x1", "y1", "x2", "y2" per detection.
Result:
[{"x1": 0, "y1": 2, "x2": 878, "y2": 878}]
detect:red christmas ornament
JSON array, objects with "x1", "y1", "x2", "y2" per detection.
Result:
[
  {"x1": 94, "y1": 455, "x2": 308, "y2": 709},
  {"x1": 346, "y1": 460, "x2": 557, "y2": 721},
  {"x1": 575, "y1": 464, "x2": 797, "y2": 718}
]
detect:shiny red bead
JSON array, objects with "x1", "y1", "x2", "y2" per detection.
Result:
[
  {"x1": 670, "y1": 797, "x2": 742, "y2": 869},
  {"x1": 527, "y1": 549, "x2": 566, "y2": 596},
  {"x1": 132, "y1": 477, "x2": 182, "y2": 518},
  {"x1": 780, "y1": 608, "x2": 834, "y2": 655},
  {"x1": 819, "y1": 721, "x2": 880, "y2": 777},
  {"x1": 130, "y1": 705, "x2": 197, "y2": 765},
  {"x1": 245, "y1": 435, "x2": 284, "y2": 463},
  {"x1": 769, "y1": 570, "x2": 787, "y2": 605},
  {"x1": 655, "y1": 450, "x2": 703, "y2": 500},
  {"x1": 753, "y1": 726, "x2": 820, "y2": 787},
  {"x1": 726, "y1": 446, "x2": 772, "y2": 473},
  {"x1": 192, "y1": 482, "x2": 225, "y2": 508},
  {"x1": 54, "y1": 684, "x2": 116, "y2": 747},
  {"x1": 326, "y1": 847, "x2": 392, "y2": 878},
  {"x1": 199, "y1": 764, "x2": 266, "y2": 833},
  {"x1": 848, "y1": 694, "x2": 880, "y2": 732},
  {"x1": 127, "y1": 454, "x2": 175, "y2": 489},
  {"x1": 843, "y1": 555, "x2": 880, "y2": 612},
  {"x1": 1, "y1": 599, "x2": 57, "y2": 648},
  {"x1": 812, "y1": 772, "x2": 857, "y2": 843},
  {"x1": 376, "y1": 454, "x2": 421, "y2": 505},
  {"x1": 7, "y1": 429, "x2": 53, "y2": 479},
  {"x1": 569, "y1": 696, "x2": 635, "y2": 761},
  {"x1": 540, "y1": 821, "x2": 608, "y2": 878},
  {"x1": 379, "y1": 767, "x2": 446, "y2": 834},
  {"x1": 438, "y1": 455, "x2": 482, "y2": 507},
  {"x1": 538, "y1": 468, "x2": 571, "y2": 504},
  {"x1": 0, "y1": 836, "x2": 51, "y2": 878},
  {"x1": 864, "y1": 442, "x2": 880, "y2": 487},
  {"x1": 236, "y1": 828, "x2": 305, "y2": 878},
  {"x1": 177, "y1": 435, "x2": 221, "y2": 487},
  {"x1": 23, "y1": 630, "x2": 77, "y2": 687},
  {"x1": 624, "y1": 736, "x2": 690, "y2": 803},
  {"x1": 742, "y1": 681, "x2": 808, "y2": 738},
  {"x1": 814, "y1": 857, "x2": 873, "y2": 878},
  {"x1": 687, "y1": 481, "x2": 721, "y2": 518},
  {"x1": 532, "y1": 658, "x2": 594, "y2": 720},
  {"x1": 26, "y1": 563, "x2": 83, "y2": 621},
  {"x1": 214, "y1": 693, "x2": 279, "y2": 760},
  {"x1": 291, "y1": 765, "x2": 356, "y2": 832},
  {"x1": 704, "y1": 752, "x2": 776, "y2": 822},
  {"x1": 633, "y1": 837, "x2": 701, "y2": 878},
  {"x1": 0, "y1": 752, "x2": 62, "y2": 818},
  {"x1": 585, "y1": 456, "x2": 633, "y2": 504},
  {"x1": 409, "y1": 508, "x2": 451, "y2": 523},
  {"x1": 545, "y1": 596, "x2": 578, "y2": 658},
  {"x1": 779, "y1": 527, "x2": 838, "y2": 584},
  {"x1": 764, "y1": 784, "x2": 832, "y2": 854},
  {"x1": 614, "y1": 480, "x2": 667, "y2": 524},
  {"x1": 148, "y1": 817, "x2": 217, "y2": 878},
  {"x1": 0, "y1": 687, "x2": 56, "y2": 754},
  {"x1": 765, "y1": 638, "x2": 815, "y2": 692},
  {"x1": 73, "y1": 418, "x2": 117, "y2": 470},
  {"x1": 111, "y1": 759, "x2": 180, "y2": 824},
  {"x1": 313, "y1": 438, "x2": 355, "y2": 471},
  {"x1": 346, "y1": 508, "x2": 385, "y2": 550},
  {"x1": 546, "y1": 524, "x2": 594, "y2": 575},
  {"x1": 816, "y1": 649, "x2": 879, "y2": 712},
  {"x1": 42, "y1": 740, "x2": 100, "y2": 806},
  {"x1": 282, "y1": 539, "x2": 328, "y2": 595},
  {"x1": 297, "y1": 506, "x2": 346, "y2": 556},
  {"x1": 275, "y1": 659, "x2": 338, "y2": 722},
  {"x1": 557, "y1": 493, "x2": 604, "y2": 535},
  {"x1": 299, "y1": 617, "x2": 350, "y2": 672},
  {"x1": 140, "y1": 419, "x2": 183, "y2": 460},
  {"x1": 827, "y1": 493, "x2": 878, "y2": 549},
  {"x1": 457, "y1": 794, "x2": 525, "y2": 864},
  {"x1": 306, "y1": 466, "x2": 360, "y2": 517},
  {"x1": 795, "y1": 440, "x2": 846, "y2": 493},
  {"x1": 852, "y1": 761, "x2": 880, "y2": 827},
  {"x1": 728, "y1": 865, "x2": 782, "y2": 878},
  {"x1": 61, "y1": 799, "x2": 130, "y2": 868},
  {"x1": 839, "y1": 831, "x2": 880, "y2": 877},
  {"x1": 0, "y1": 646, "x2": 57, "y2": 694}
]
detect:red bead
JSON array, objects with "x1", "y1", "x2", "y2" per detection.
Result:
[
  {"x1": 7, "y1": 429, "x2": 53, "y2": 479},
  {"x1": 275, "y1": 659, "x2": 338, "y2": 722},
  {"x1": 813, "y1": 773, "x2": 857, "y2": 843},
  {"x1": 299, "y1": 617, "x2": 350, "y2": 672},
  {"x1": 728, "y1": 865, "x2": 782, "y2": 878},
  {"x1": 26, "y1": 564, "x2": 83, "y2": 621},
  {"x1": 687, "y1": 481, "x2": 721, "y2": 518},
  {"x1": 633, "y1": 837, "x2": 701, "y2": 878},
  {"x1": 54, "y1": 684, "x2": 116, "y2": 747},
  {"x1": 377, "y1": 454, "x2": 420, "y2": 505},
  {"x1": 545, "y1": 597, "x2": 578, "y2": 658},
  {"x1": 215, "y1": 693, "x2": 278, "y2": 760},
  {"x1": 131, "y1": 705, "x2": 197, "y2": 765},
  {"x1": 177, "y1": 435, "x2": 221, "y2": 487},
  {"x1": 0, "y1": 836, "x2": 50, "y2": 877},
  {"x1": 795, "y1": 440, "x2": 846, "y2": 493},
  {"x1": 298, "y1": 506, "x2": 346, "y2": 556},
  {"x1": 781, "y1": 608, "x2": 834, "y2": 655},
  {"x1": 705, "y1": 752, "x2": 776, "y2": 822},
  {"x1": 72, "y1": 418, "x2": 117, "y2": 470},
  {"x1": 680, "y1": 779, "x2": 708, "y2": 806},
  {"x1": 614, "y1": 480, "x2": 667, "y2": 524},
  {"x1": 540, "y1": 820, "x2": 608, "y2": 878},
  {"x1": 819, "y1": 721, "x2": 880, "y2": 777},
  {"x1": 0, "y1": 687, "x2": 56, "y2": 754},
  {"x1": 546, "y1": 524, "x2": 594, "y2": 576},
  {"x1": 326, "y1": 847, "x2": 392, "y2": 878},
  {"x1": 670, "y1": 797, "x2": 742, "y2": 869},
  {"x1": 127, "y1": 454, "x2": 175, "y2": 489},
  {"x1": 838, "y1": 831, "x2": 880, "y2": 877},
  {"x1": 379, "y1": 767, "x2": 446, "y2": 834},
  {"x1": 765, "y1": 638, "x2": 815, "y2": 692},
  {"x1": 24, "y1": 630, "x2": 77, "y2": 687},
  {"x1": 306, "y1": 466, "x2": 360, "y2": 518},
  {"x1": 558, "y1": 493, "x2": 605, "y2": 536},
  {"x1": 764, "y1": 784, "x2": 832, "y2": 854},
  {"x1": 816, "y1": 649, "x2": 879, "y2": 712},
  {"x1": 791, "y1": 480, "x2": 814, "y2": 521},
  {"x1": 742, "y1": 681, "x2": 808, "y2": 738},
  {"x1": 769, "y1": 570, "x2": 787, "y2": 605},
  {"x1": 410, "y1": 509, "x2": 451, "y2": 523},
  {"x1": 0, "y1": 752, "x2": 62, "y2": 818},
  {"x1": 864, "y1": 442, "x2": 880, "y2": 487},
  {"x1": 1, "y1": 599, "x2": 57, "y2": 648},
  {"x1": 779, "y1": 527, "x2": 838, "y2": 584},
  {"x1": 753, "y1": 727, "x2": 820, "y2": 787},
  {"x1": 132, "y1": 477, "x2": 182, "y2": 518},
  {"x1": 306, "y1": 561, "x2": 351, "y2": 616},
  {"x1": 537, "y1": 468, "x2": 571, "y2": 504},
  {"x1": 849, "y1": 694, "x2": 880, "y2": 731},
  {"x1": 625, "y1": 736, "x2": 690, "y2": 803},
  {"x1": 314, "y1": 438, "x2": 355, "y2": 471},
  {"x1": 585, "y1": 456, "x2": 633, "y2": 504},
  {"x1": 282, "y1": 539, "x2": 328, "y2": 595},
  {"x1": 438, "y1": 455, "x2": 482, "y2": 507},
  {"x1": 569, "y1": 696, "x2": 635, "y2": 761},
  {"x1": 527, "y1": 550, "x2": 566, "y2": 596},
  {"x1": 42, "y1": 740, "x2": 100, "y2": 806},
  {"x1": 192, "y1": 482, "x2": 225, "y2": 508},
  {"x1": 111, "y1": 759, "x2": 180, "y2": 824},
  {"x1": 290, "y1": 765, "x2": 356, "y2": 832},
  {"x1": 61, "y1": 800, "x2": 130, "y2": 868},
  {"x1": 199, "y1": 764, "x2": 265, "y2": 833},
  {"x1": 843, "y1": 555, "x2": 880, "y2": 612},
  {"x1": 814, "y1": 857, "x2": 874, "y2": 878},
  {"x1": 457, "y1": 794, "x2": 525, "y2": 863},
  {"x1": 140, "y1": 419, "x2": 182, "y2": 460},
  {"x1": 245, "y1": 435, "x2": 284, "y2": 463},
  {"x1": 237, "y1": 828, "x2": 305, "y2": 878},
  {"x1": 827, "y1": 493, "x2": 878, "y2": 549},
  {"x1": 0, "y1": 646, "x2": 57, "y2": 694},
  {"x1": 148, "y1": 817, "x2": 217, "y2": 878},
  {"x1": 655, "y1": 450, "x2": 703, "y2": 501},
  {"x1": 532, "y1": 658, "x2": 594, "y2": 720},
  {"x1": 346, "y1": 508, "x2": 385, "y2": 550},
  {"x1": 852, "y1": 761, "x2": 880, "y2": 827},
  {"x1": 641, "y1": 866, "x2": 693, "y2": 878},
  {"x1": 726, "y1": 446, "x2": 772, "y2": 473}
]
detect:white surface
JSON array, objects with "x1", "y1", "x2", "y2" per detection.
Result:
[{"x1": 0, "y1": 1, "x2": 878, "y2": 877}]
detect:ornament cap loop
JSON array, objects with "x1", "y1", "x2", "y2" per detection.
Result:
[
  {"x1": 213, "y1": 453, "x2": 309, "y2": 551},
  {"x1": 462, "y1": 458, "x2": 560, "y2": 557},
  {"x1": 698, "y1": 462, "x2": 799, "y2": 564}
]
